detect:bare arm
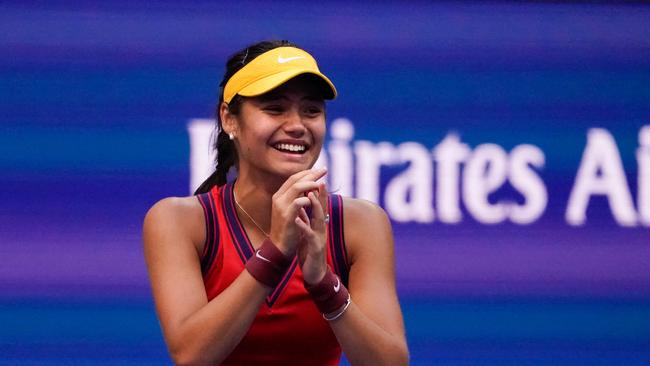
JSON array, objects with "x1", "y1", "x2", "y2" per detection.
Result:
[
  {"x1": 143, "y1": 197, "x2": 270, "y2": 366},
  {"x1": 329, "y1": 198, "x2": 409, "y2": 365},
  {"x1": 143, "y1": 170, "x2": 327, "y2": 365}
]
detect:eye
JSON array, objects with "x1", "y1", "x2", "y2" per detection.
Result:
[
  {"x1": 304, "y1": 106, "x2": 323, "y2": 117},
  {"x1": 263, "y1": 105, "x2": 284, "y2": 114}
]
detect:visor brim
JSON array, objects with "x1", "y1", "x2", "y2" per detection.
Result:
[{"x1": 237, "y1": 70, "x2": 337, "y2": 100}]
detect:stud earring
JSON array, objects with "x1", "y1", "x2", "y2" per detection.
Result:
[{"x1": 228, "y1": 133, "x2": 234, "y2": 140}]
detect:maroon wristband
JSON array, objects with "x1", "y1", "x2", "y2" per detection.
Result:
[
  {"x1": 245, "y1": 239, "x2": 292, "y2": 288},
  {"x1": 304, "y1": 268, "x2": 349, "y2": 315}
]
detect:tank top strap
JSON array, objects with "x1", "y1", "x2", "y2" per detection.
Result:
[
  {"x1": 327, "y1": 194, "x2": 350, "y2": 287},
  {"x1": 196, "y1": 188, "x2": 220, "y2": 276}
]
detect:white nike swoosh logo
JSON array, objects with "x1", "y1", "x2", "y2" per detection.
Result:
[
  {"x1": 255, "y1": 250, "x2": 271, "y2": 263},
  {"x1": 333, "y1": 277, "x2": 340, "y2": 293},
  {"x1": 277, "y1": 56, "x2": 304, "y2": 64}
]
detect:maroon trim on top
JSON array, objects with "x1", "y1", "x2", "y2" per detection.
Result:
[
  {"x1": 196, "y1": 190, "x2": 220, "y2": 276},
  {"x1": 329, "y1": 194, "x2": 349, "y2": 287},
  {"x1": 222, "y1": 181, "x2": 297, "y2": 308}
]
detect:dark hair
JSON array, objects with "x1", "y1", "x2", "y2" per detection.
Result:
[{"x1": 194, "y1": 40, "x2": 299, "y2": 195}]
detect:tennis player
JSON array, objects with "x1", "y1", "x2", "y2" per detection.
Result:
[{"x1": 143, "y1": 40, "x2": 408, "y2": 365}]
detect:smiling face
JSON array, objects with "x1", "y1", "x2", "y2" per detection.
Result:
[{"x1": 223, "y1": 75, "x2": 327, "y2": 181}]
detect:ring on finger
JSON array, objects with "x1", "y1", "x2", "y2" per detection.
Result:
[{"x1": 324, "y1": 214, "x2": 330, "y2": 224}]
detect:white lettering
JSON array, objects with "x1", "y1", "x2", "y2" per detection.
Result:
[
  {"x1": 638, "y1": 125, "x2": 650, "y2": 226},
  {"x1": 566, "y1": 128, "x2": 637, "y2": 226},
  {"x1": 509, "y1": 144, "x2": 547, "y2": 224},
  {"x1": 188, "y1": 119, "x2": 216, "y2": 194},
  {"x1": 385, "y1": 142, "x2": 434, "y2": 223},
  {"x1": 432, "y1": 134, "x2": 470, "y2": 224},
  {"x1": 354, "y1": 141, "x2": 396, "y2": 203},
  {"x1": 188, "y1": 117, "x2": 646, "y2": 227},
  {"x1": 463, "y1": 144, "x2": 509, "y2": 224},
  {"x1": 327, "y1": 118, "x2": 355, "y2": 196}
]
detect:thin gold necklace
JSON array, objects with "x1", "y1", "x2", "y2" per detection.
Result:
[{"x1": 233, "y1": 189, "x2": 270, "y2": 238}]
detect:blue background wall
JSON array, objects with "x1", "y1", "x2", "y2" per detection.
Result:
[{"x1": 2, "y1": 1, "x2": 650, "y2": 365}]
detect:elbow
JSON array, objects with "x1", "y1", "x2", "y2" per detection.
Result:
[
  {"x1": 168, "y1": 340, "x2": 214, "y2": 366},
  {"x1": 169, "y1": 346, "x2": 198, "y2": 366},
  {"x1": 362, "y1": 338, "x2": 409, "y2": 366},
  {"x1": 170, "y1": 352, "x2": 212, "y2": 366},
  {"x1": 381, "y1": 338, "x2": 409, "y2": 366},
  {"x1": 390, "y1": 339, "x2": 410, "y2": 366},
  {"x1": 164, "y1": 321, "x2": 232, "y2": 366},
  {"x1": 398, "y1": 341, "x2": 410, "y2": 366}
]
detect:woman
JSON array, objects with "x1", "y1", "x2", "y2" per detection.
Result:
[{"x1": 143, "y1": 40, "x2": 408, "y2": 365}]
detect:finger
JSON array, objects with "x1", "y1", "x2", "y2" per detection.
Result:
[
  {"x1": 308, "y1": 191, "x2": 323, "y2": 220},
  {"x1": 297, "y1": 167, "x2": 327, "y2": 183},
  {"x1": 275, "y1": 170, "x2": 313, "y2": 197},
  {"x1": 285, "y1": 181, "x2": 323, "y2": 200},
  {"x1": 294, "y1": 216, "x2": 316, "y2": 239},
  {"x1": 276, "y1": 168, "x2": 327, "y2": 196},
  {"x1": 293, "y1": 169, "x2": 327, "y2": 200},
  {"x1": 298, "y1": 207, "x2": 310, "y2": 225},
  {"x1": 307, "y1": 192, "x2": 327, "y2": 232},
  {"x1": 286, "y1": 196, "x2": 312, "y2": 221},
  {"x1": 318, "y1": 183, "x2": 328, "y2": 218},
  {"x1": 274, "y1": 181, "x2": 321, "y2": 213}
]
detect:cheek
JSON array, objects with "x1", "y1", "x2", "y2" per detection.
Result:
[
  {"x1": 237, "y1": 128, "x2": 272, "y2": 158},
  {"x1": 313, "y1": 125, "x2": 326, "y2": 148},
  {"x1": 243, "y1": 133, "x2": 269, "y2": 156},
  {"x1": 310, "y1": 119, "x2": 326, "y2": 139},
  {"x1": 239, "y1": 117, "x2": 275, "y2": 144}
]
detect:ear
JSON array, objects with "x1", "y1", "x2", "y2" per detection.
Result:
[{"x1": 219, "y1": 102, "x2": 239, "y2": 137}]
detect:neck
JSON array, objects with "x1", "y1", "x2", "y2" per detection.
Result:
[{"x1": 232, "y1": 167, "x2": 287, "y2": 236}]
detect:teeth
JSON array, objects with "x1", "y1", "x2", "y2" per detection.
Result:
[{"x1": 275, "y1": 143, "x2": 306, "y2": 152}]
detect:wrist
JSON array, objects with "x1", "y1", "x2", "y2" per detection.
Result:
[
  {"x1": 303, "y1": 261, "x2": 327, "y2": 285},
  {"x1": 304, "y1": 267, "x2": 350, "y2": 318},
  {"x1": 245, "y1": 238, "x2": 293, "y2": 288},
  {"x1": 270, "y1": 233, "x2": 293, "y2": 257}
]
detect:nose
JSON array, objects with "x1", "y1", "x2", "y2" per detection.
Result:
[{"x1": 282, "y1": 108, "x2": 306, "y2": 137}]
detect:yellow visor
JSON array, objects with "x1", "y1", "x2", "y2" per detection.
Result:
[{"x1": 223, "y1": 47, "x2": 337, "y2": 103}]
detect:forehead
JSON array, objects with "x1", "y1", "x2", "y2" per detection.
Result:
[{"x1": 256, "y1": 74, "x2": 328, "y2": 102}]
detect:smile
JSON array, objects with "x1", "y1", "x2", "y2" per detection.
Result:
[{"x1": 273, "y1": 143, "x2": 308, "y2": 154}]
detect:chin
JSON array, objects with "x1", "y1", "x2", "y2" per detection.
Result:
[
  {"x1": 271, "y1": 161, "x2": 315, "y2": 178},
  {"x1": 276, "y1": 165, "x2": 310, "y2": 178}
]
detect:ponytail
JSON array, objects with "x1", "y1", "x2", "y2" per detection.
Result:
[{"x1": 194, "y1": 128, "x2": 237, "y2": 194}]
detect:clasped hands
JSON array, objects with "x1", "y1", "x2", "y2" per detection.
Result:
[{"x1": 269, "y1": 168, "x2": 329, "y2": 285}]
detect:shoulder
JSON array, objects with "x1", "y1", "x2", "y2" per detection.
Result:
[
  {"x1": 144, "y1": 195, "x2": 204, "y2": 225},
  {"x1": 143, "y1": 195, "x2": 206, "y2": 257},
  {"x1": 339, "y1": 196, "x2": 393, "y2": 265},
  {"x1": 341, "y1": 196, "x2": 391, "y2": 229}
]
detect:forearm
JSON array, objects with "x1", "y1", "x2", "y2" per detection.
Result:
[
  {"x1": 330, "y1": 302, "x2": 409, "y2": 366},
  {"x1": 165, "y1": 271, "x2": 269, "y2": 366}
]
